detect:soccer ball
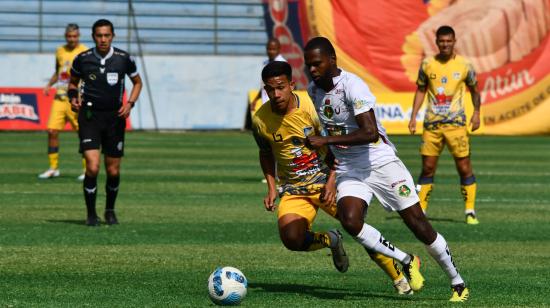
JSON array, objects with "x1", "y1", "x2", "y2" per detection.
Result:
[{"x1": 207, "y1": 266, "x2": 248, "y2": 306}]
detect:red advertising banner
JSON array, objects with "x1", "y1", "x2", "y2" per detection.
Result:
[{"x1": 0, "y1": 87, "x2": 132, "y2": 131}]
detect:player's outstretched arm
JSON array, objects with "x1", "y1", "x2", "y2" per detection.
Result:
[{"x1": 409, "y1": 86, "x2": 427, "y2": 134}]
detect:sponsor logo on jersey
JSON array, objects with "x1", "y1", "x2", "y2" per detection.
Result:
[
  {"x1": 107, "y1": 73, "x2": 118, "y2": 86},
  {"x1": 0, "y1": 93, "x2": 39, "y2": 123},
  {"x1": 430, "y1": 73, "x2": 436, "y2": 79}
]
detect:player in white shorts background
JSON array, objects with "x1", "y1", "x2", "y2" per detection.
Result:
[{"x1": 303, "y1": 37, "x2": 469, "y2": 302}]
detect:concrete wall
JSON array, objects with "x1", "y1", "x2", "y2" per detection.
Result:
[{"x1": 0, "y1": 53, "x2": 264, "y2": 129}]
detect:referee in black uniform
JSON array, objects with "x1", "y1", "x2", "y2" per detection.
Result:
[{"x1": 68, "y1": 19, "x2": 142, "y2": 226}]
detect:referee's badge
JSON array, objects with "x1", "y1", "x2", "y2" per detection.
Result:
[{"x1": 107, "y1": 73, "x2": 118, "y2": 86}]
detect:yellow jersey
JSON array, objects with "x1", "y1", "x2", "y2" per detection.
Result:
[
  {"x1": 417, "y1": 54, "x2": 477, "y2": 129},
  {"x1": 252, "y1": 93, "x2": 328, "y2": 196},
  {"x1": 54, "y1": 43, "x2": 88, "y2": 100}
]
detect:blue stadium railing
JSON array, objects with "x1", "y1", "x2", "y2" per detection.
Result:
[{"x1": 0, "y1": 0, "x2": 267, "y2": 55}]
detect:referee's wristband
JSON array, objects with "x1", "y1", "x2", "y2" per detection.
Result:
[
  {"x1": 128, "y1": 101, "x2": 136, "y2": 108},
  {"x1": 68, "y1": 89, "x2": 78, "y2": 101}
]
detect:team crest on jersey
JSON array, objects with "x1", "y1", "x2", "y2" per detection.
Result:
[
  {"x1": 324, "y1": 99, "x2": 330, "y2": 105},
  {"x1": 453, "y1": 72, "x2": 461, "y2": 80},
  {"x1": 107, "y1": 73, "x2": 118, "y2": 86},
  {"x1": 398, "y1": 185, "x2": 411, "y2": 197},
  {"x1": 354, "y1": 99, "x2": 366, "y2": 109},
  {"x1": 441, "y1": 76, "x2": 448, "y2": 84},
  {"x1": 291, "y1": 137, "x2": 303, "y2": 146},
  {"x1": 303, "y1": 126, "x2": 313, "y2": 136},
  {"x1": 89, "y1": 74, "x2": 96, "y2": 80},
  {"x1": 323, "y1": 105, "x2": 334, "y2": 119}
]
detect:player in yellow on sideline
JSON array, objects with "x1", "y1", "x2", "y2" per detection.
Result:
[
  {"x1": 252, "y1": 61, "x2": 413, "y2": 295},
  {"x1": 38, "y1": 23, "x2": 88, "y2": 181},
  {"x1": 408, "y1": 25, "x2": 481, "y2": 225}
]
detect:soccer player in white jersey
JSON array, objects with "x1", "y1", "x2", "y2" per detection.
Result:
[{"x1": 303, "y1": 37, "x2": 469, "y2": 302}]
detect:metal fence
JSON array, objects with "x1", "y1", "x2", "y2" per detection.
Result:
[{"x1": 0, "y1": 0, "x2": 267, "y2": 55}]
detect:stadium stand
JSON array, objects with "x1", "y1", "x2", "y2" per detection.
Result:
[{"x1": 0, "y1": 0, "x2": 267, "y2": 54}]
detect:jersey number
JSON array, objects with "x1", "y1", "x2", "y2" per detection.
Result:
[{"x1": 272, "y1": 133, "x2": 283, "y2": 143}]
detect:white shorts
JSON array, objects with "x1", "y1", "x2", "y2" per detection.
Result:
[{"x1": 336, "y1": 159, "x2": 419, "y2": 212}]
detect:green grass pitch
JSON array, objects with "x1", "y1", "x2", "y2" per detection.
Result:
[{"x1": 1, "y1": 131, "x2": 549, "y2": 307}]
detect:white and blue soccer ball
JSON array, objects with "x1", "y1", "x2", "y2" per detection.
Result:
[{"x1": 207, "y1": 266, "x2": 248, "y2": 306}]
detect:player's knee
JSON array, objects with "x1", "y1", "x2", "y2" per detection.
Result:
[
  {"x1": 339, "y1": 212, "x2": 363, "y2": 236},
  {"x1": 280, "y1": 232, "x2": 305, "y2": 251},
  {"x1": 47, "y1": 129, "x2": 59, "y2": 137},
  {"x1": 105, "y1": 165, "x2": 120, "y2": 177},
  {"x1": 86, "y1": 164, "x2": 100, "y2": 177}
]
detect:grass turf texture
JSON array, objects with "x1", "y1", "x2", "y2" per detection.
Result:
[{"x1": 1, "y1": 131, "x2": 549, "y2": 307}]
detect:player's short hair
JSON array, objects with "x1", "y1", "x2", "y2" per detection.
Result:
[
  {"x1": 65, "y1": 23, "x2": 79, "y2": 33},
  {"x1": 436, "y1": 25, "x2": 455, "y2": 38},
  {"x1": 262, "y1": 61, "x2": 292, "y2": 82},
  {"x1": 304, "y1": 37, "x2": 336, "y2": 57},
  {"x1": 266, "y1": 38, "x2": 280, "y2": 47},
  {"x1": 92, "y1": 19, "x2": 115, "y2": 35}
]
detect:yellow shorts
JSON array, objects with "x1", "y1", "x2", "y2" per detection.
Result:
[
  {"x1": 277, "y1": 193, "x2": 338, "y2": 229},
  {"x1": 47, "y1": 98, "x2": 78, "y2": 130},
  {"x1": 421, "y1": 125, "x2": 470, "y2": 158}
]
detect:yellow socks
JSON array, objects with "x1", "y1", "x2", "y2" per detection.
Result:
[
  {"x1": 367, "y1": 249, "x2": 403, "y2": 281},
  {"x1": 461, "y1": 180, "x2": 477, "y2": 214},
  {"x1": 48, "y1": 151, "x2": 59, "y2": 170},
  {"x1": 417, "y1": 176, "x2": 434, "y2": 213},
  {"x1": 304, "y1": 231, "x2": 331, "y2": 251}
]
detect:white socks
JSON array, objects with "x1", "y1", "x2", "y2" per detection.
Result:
[
  {"x1": 426, "y1": 233, "x2": 464, "y2": 286},
  {"x1": 354, "y1": 223, "x2": 409, "y2": 264}
]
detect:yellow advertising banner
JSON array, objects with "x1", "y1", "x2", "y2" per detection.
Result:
[{"x1": 264, "y1": 0, "x2": 550, "y2": 135}]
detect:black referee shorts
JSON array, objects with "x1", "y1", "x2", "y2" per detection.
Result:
[{"x1": 78, "y1": 109, "x2": 126, "y2": 158}]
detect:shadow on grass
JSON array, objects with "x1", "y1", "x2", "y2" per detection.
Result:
[
  {"x1": 385, "y1": 216, "x2": 462, "y2": 223},
  {"x1": 249, "y1": 282, "x2": 415, "y2": 301},
  {"x1": 46, "y1": 219, "x2": 86, "y2": 225}
]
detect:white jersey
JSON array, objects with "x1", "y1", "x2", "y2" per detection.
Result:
[
  {"x1": 307, "y1": 68, "x2": 398, "y2": 172},
  {"x1": 261, "y1": 54, "x2": 287, "y2": 103}
]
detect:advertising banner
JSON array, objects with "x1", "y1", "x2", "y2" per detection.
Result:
[
  {"x1": 0, "y1": 87, "x2": 131, "y2": 130},
  {"x1": 0, "y1": 88, "x2": 57, "y2": 130},
  {"x1": 263, "y1": 0, "x2": 550, "y2": 135}
]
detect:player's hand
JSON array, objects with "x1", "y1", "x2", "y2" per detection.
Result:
[
  {"x1": 70, "y1": 98, "x2": 81, "y2": 112},
  {"x1": 118, "y1": 103, "x2": 132, "y2": 118},
  {"x1": 320, "y1": 177, "x2": 336, "y2": 205},
  {"x1": 470, "y1": 111, "x2": 481, "y2": 132},
  {"x1": 408, "y1": 118, "x2": 417, "y2": 134},
  {"x1": 43, "y1": 86, "x2": 50, "y2": 96},
  {"x1": 263, "y1": 190, "x2": 278, "y2": 212},
  {"x1": 306, "y1": 136, "x2": 327, "y2": 149}
]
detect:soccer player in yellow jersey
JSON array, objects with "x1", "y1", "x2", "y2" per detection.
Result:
[
  {"x1": 38, "y1": 23, "x2": 88, "y2": 180},
  {"x1": 253, "y1": 61, "x2": 413, "y2": 295},
  {"x1": 408, "y1": 25, "x2": 481, "y2": 225}
]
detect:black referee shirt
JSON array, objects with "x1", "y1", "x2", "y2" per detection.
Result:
[{"x1": 71, "y1": 47, "x2": 138, "y2": 111}]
